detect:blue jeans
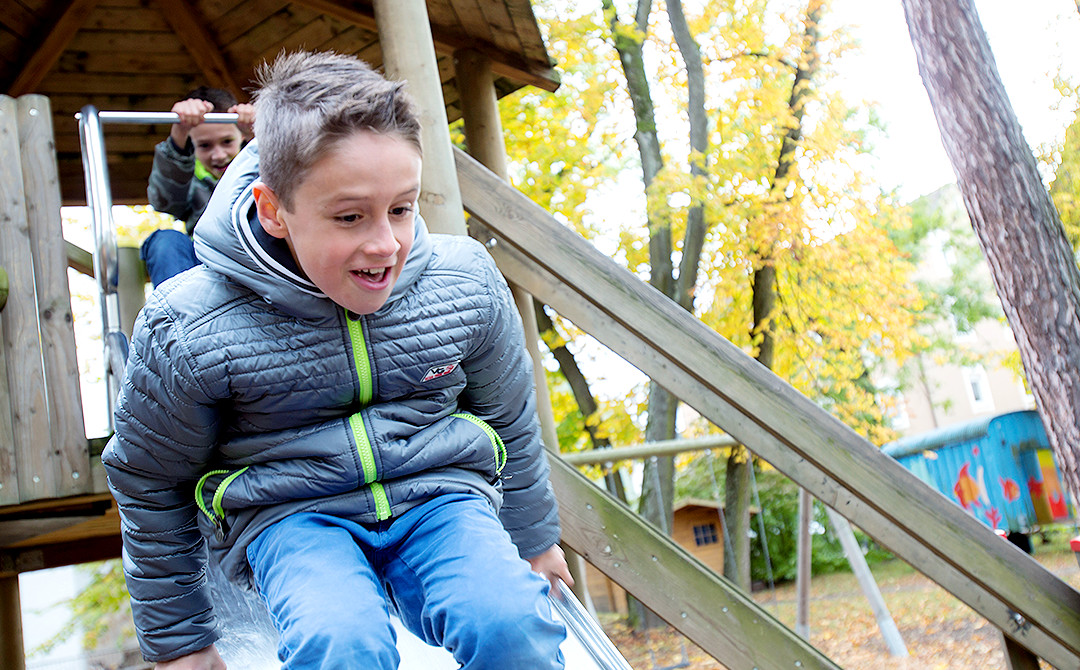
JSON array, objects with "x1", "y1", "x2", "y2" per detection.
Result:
[
  {"x1": 140, "y1": 229, "x2": 197, "y2": 286},
  {"x1": 246, "y1": 494, "x2": 566, "y2": 669}
]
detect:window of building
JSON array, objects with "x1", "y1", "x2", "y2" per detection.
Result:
[
  {"x1": 693, "y1": 523, "x2": 719, "y2": 547},
  {"x1": 963, "y1": 365, "x2": 994, "y2": 414}
]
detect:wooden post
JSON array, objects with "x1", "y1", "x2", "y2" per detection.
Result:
[
  {"x1": 16, "y1": 94, "x2": 88, "y2": 498},
  {"x1": 0, "y1": 95, "x2": 52, "y2": 502},
  {"x1": 117, "y1": 246, "x2": 147, "y2": 339},
  {"x1": 0, "y1": 575, "x2": 25, "y2": 670},
  {"x1": 453, "y1": 47, "x2": 592, "y2": 609},
  {"x1": 824, "y1": 507, "x2": 908, "y2": 657},
  {"x1": 373, "y1": 0, "x2": 466, "y2": 236},
  {"x1": 1002, "y1": 632, "x2": 1042, "y2": 670},
  {"x1": 795, "y1": 487, "x2": 811, "y2": 639}
]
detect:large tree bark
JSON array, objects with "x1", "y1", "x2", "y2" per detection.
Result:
[{"x1": 902, "y1": 0, "x2": 1080, "y2": 498}]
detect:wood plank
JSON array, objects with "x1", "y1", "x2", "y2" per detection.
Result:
[
  {"x1": 36, "y1": 72, "x2": 199, "y2": 95},
  {"x1": 84, "y1": 5, "x2": 171, "y2": 32},
  {"x1": 17, "y1": 95, "x2": 89, "y2": 498},
  {"x1": 476, "y1": 0, "x2": 518, "y2": 52},
  {"x1": 196, "y1": 0, "x2": 249, "y2": 23},
  {"x1": 8, "y1": 0, "x2": 101, "y2": 97},
  {"x1": 69, "y1": 29, "x2": 184, "y2": 53},
  {"x1": 551, "y1": 458, "x2": 840, "y2": 670},
  {"x1": 59, "y1": 50, "x2": 197, "y2": 75},
  {"x1": 3, "y1": 0, "x2": 38, "y2": 39},
  {"x1": 213, "y1": 0, "x2": 291, "y2": 46},
  {"x1": 252, "y1": 15, "x2": 350, "y2": 66},
  {"x1": 0, "y1": 534, "x2": 122, "y2": 576},
  {"x1": 0, "y1": 319, "x2": 16, "y2": 506},
  {"x1": 453, "y1": 147, "x2": 1080, "y2": 668},
  {"x1": 503, "y1": 0, "x2": 550, "y2": 64},
  {"x1": 447, "y1": 0, "x2": 492, "y2": 43},
  {"x1": 224, "y1": 4, "x2": 320, "y2": 66},
  {"x1": 151, "y1": 0, "x2": 243, "y2": 99},
  {"x1": 0, "y1": 96, "x2": 53, "y2": 502},
  {"x1": 318, "y1": 25, "x2": 379, "y2": 59}
]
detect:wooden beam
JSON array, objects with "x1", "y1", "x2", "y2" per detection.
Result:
[
  {"x1": 288, "y1": 0, "x2": 560, "y2": 92},
  {"x1": 454, "y1": 147, "x2": 1080, "y2": 668},
  {"x1": 0, "y1": 535, "x2": 122, "y2": 577},
  {"x1": 150, "y1": 0, "x2": 243, "y2": 101},
  {"x1": 7, "y1": 0, "x2": 100, "y2": 97},
  {"x1": 551, "y1": 458, "x2": 840, "y2": 670}
]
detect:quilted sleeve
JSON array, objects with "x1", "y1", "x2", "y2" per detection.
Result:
[
  {"x1": 147, "y1": 137, "x2": 196, "y2": 224},
  {"x1": 101, "y1": 294, "x2": 221, "y2": 662}
]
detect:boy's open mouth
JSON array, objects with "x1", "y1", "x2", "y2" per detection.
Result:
[{"x1": 352, "y1": 267, "x2": 389, "y2": 284}]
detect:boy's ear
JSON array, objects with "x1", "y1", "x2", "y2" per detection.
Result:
[{"x1": 253, "y1": 182, "x2": 288, "y2": 239}]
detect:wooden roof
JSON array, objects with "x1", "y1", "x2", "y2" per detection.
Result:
[{"x1": 1, "y1": 0, "x2": 558, "y2": 205}]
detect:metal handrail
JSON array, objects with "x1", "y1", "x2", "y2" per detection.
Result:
[{"x1": 74, "y1": 106, "x2": 241, "y2": 431}]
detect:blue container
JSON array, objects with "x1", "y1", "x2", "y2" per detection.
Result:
[{"x1": 882, "y1": 410, "x2": 1072, "y2": 535}]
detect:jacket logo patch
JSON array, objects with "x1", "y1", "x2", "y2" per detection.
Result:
[{"x1": 422, "y1": 362, "x2": 459, "y2": 382}]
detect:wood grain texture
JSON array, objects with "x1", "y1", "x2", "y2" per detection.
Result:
[
  {"x1": 455, "y1": 147, "x2": 1080, "y2": 668},
  {"x1": 551, "y1": 457, "x2": 840, "y2": 670},
  {"x1": 17, "y1": 94, "x2": 88, "y2": 498},
  {"x1": 0, "y1": 95, "x2": 53, "y2": 502}
]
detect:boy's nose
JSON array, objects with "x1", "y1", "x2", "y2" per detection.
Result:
[{"x1": 363, "y1": 217, "x2": 400, "y2": 257}]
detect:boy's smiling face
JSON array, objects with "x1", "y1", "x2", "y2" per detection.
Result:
[
  {"x1": 254, "y1": 130, "x2": 422, "y2": 315},
  {"x1": 189, "y1": 123, "x2": 244, "y2": 178}
]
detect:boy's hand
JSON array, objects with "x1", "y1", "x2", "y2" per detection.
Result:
[
  {"x1": 527, "y1": 543, "x2": 574, "y2": 592},
  {"x1": 170, "y1": 98, "x2": 215, "y2": 150},
  {"x1": 229, "y1": 103, "x2": 256, "y2": 141},
  {"x1": 155, "y1": 644, "x2": 226, "y2": 670}
]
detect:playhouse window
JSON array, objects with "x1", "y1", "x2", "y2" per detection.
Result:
[{"x1": 693, "y1": 523, "x2": 719, "y2": 546}]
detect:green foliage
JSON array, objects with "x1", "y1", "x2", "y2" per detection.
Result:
[
  {"x1": 675, "y1": 455, "x2": 892, "y2": 583},
  {"x1": 30, "y1": 560, "x2": 135, "y2": 657}
]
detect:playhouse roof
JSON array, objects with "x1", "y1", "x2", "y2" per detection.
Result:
[{"x1": 1, "y1": 0, "x2": 559, "y2": 205}]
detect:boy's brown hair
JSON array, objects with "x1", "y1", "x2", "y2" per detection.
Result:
[{"x1": 252, "y1": 51, "x2": 423, "y2": 210}]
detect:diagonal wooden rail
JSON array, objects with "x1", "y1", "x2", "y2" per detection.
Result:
[{"x1": 454, "y1": 147, "x2": 1080, "y2": 669}]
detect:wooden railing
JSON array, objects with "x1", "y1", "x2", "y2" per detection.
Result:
[{"x1": 455, "y1": 146, "x2": 1080, "y2": 669}]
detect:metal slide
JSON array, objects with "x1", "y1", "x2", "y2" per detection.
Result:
[{"x1": 77, "y1": 106, "x2": 635, "y2": 669}]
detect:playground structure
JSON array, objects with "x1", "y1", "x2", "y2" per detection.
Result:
[{"x1": 1, "y1": 1, "x2": 1080, "y2": 669}]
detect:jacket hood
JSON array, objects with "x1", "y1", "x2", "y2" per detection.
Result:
[{"x1": 192, "y1": 139, "x2": 432, "y2": 320}]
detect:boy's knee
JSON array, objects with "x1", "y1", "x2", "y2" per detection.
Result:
[
  {"x1": 452, "y1": 603, "x2": 565, "y2": 668},
  {"x1": 283, "y1": 618, "x2": 398, "y2": 669}
]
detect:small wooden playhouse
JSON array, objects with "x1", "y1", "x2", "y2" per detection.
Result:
[{"x1": 3, "y1": 2, "x2": 1080, "y2": 669}]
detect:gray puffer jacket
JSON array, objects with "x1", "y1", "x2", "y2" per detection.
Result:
[
  {"x1": 102, "y1": 140, "x2": 560, "y2": 663},
  {"x1": 147, "y1": 136, "x2": 217, "y2": 235}
]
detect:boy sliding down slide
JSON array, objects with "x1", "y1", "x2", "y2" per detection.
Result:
[{"x1": 103, "y1": 50, "x2": 571, "y2": 670}]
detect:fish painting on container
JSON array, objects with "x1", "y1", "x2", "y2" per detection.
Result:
[{"x1": 882, "y1": 410, "x2": 1072, "y2": 550}]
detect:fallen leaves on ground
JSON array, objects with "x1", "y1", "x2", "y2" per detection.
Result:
[{"x1": 599, "y1": 541, "x2": 1078, "y2": 669}]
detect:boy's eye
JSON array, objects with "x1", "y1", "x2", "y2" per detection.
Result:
[
  {"x1": 391, "y1": 205, "x2": 414, "y2": 217},
  {"x1": 338, "y1": 214, "x2": 361, "y2": 223}
]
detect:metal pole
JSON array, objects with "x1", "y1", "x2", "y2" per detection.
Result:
[
  {"x1": 77, "y1": 105, "x2": 123, "y2": 430},
  {"x1": 74, "y1": 109, "x2": 241, "y2": 430},
  {"x1": 559, "y1": 434, "x2": 738, "y2": 466}
]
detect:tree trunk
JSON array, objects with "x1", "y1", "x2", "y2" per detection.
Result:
[
  {"x1": 902, "y1": 0, "x2": 1080, "y2": 499},
  {"x1": 533, "y1": 302, "x2": 627, "y2": 501},
  {"x1": 738, "y1": 0, "x2": 824, "y2": 592}
]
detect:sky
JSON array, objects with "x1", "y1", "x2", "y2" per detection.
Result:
[{"x1": 829, "y1": 0, "x2": 1080, "y2": 202}]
